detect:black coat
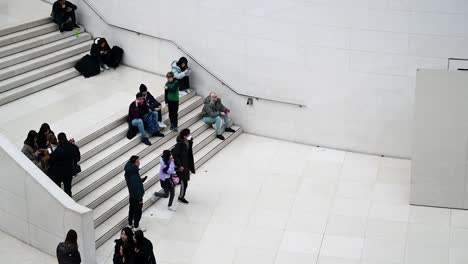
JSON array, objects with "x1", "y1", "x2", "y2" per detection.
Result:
[
  {"x1": 124, "y1": 162, "x2": 145, "y2": 200},
  {"x1": 172, "y1": 135, "x2": 195, "y2": 181},
  {"x1": 135, "y1": 237, "x2": 157, "y2": 264},
  {"x1": 49, "y1": 143, "x2": 80, "y2": 179},
  {"x1": 52, "y1": 1, "x2": 77, "y2": 20},
  {"x1": 144, "y1": 91, "x2": 161, "y2": 111},
  {"x1": 113, "y1": 239, "x2": 137, "y2": 264},
  {"x1": 56, "y1": 242, "x2": 81, "y2": 264}
]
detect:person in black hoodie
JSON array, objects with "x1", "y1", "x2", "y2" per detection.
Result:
[
  {"x1": 51, "y1": 0, "x2": 78, "y2": 32},
  {"x1": 56, "y1": 229, "x2": 81, "y2": 264},
  {"x1": 48, "y1": 133, "x2": 80, "y2": 196},
  {"x1": 113, "y1": 227, "x2": 135, "y2": 264},
  {"x1": 124, "y1": 156, "x2": 147, "y2": 232},
  {"x1": 134, "y1": 230, "x2": 156, "y2": 264},
  {"x1": 139, "y1": 84, "x2": 167, "y2": 129},
  {"x1": 172, "y1": 128, "x2": 195, "y2": 204},
  {"x1": 90, "y1": 38, "x2": 112, "y2": 71}
]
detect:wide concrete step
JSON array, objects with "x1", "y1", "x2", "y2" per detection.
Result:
[
  {"x1": 94, "y1": 126, "x2": 242, "y2": 247},
  {"x1": 72, "y1": 96, "x2": 203, "y2": 187},
  {"x1": 91, "y1": 122, "x2": 214, "y2": 228},
  {"x1": 77, "y1": 91, "x2": 196, "y2": 162},
  {"x1": 0, "y1": 22, "x2": 57, "y2": 48},
  {"x1": 71, "y1": 103, "x2": 204, "y2": 201},
  {"x1": 0, "y1": 27, "x2": 85, "y2": 58},
  {"x1": 0, "y1": 32, "x2": 92, "y2": 70},
  {"x1": 78, "y1": 119, "x2": 208, "y2": 210},
  {"x1": 0, "y1": 41, "x2": 92, "y2": 81},
  {"x1": 0, "y1": 52, "x2": 87, "y2": 93},
  {"x1": 0, "y1": 68, "x2": 80, "y2": 106},
  {"x1": 0, "y1": 17, "x2": 52, "y2": 37}
]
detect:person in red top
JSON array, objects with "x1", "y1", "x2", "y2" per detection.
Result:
[{"x1": 128, "y1": 92, "x2": 164, "y2": 146}]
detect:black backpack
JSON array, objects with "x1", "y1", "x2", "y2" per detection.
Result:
[
  {"x1": 74, "y1": 55, "x2": 100, "y2": 78},
  {"x1": 108, "y1": 46, "x2": 124, "y2": 68}
]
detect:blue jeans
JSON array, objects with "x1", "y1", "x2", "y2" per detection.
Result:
[
  {"x1": 131, "y1": 118, "x2": 146, "y2": 139},
  {"x1": 203, "y1": 114, "x2": 231, "y2": 135}
]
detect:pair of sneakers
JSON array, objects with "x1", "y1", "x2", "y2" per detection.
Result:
[
  {"x1": 100, "y1": 64, "x2": 110, "y2": 72},
  {"x1": 128, "y1": 224, "x2": 146, "y2": 232}
]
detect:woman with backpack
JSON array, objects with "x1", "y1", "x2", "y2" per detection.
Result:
[{"x1": 56, "y1": 229, "x2": 81, "y2": 264}]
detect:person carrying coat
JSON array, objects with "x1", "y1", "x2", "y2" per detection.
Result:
[
  {"x1": 172, "y1": 128, "x2": 195, "y2": 204},
  {"x1": 56, "y1": 229, "x2": 81, "y2": 264},
  {"x1": 124, "y1": 156, "x2": 147, "y2": 232}
]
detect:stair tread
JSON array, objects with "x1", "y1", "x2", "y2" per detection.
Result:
[
  {"x1": 79, "y1": 96, "x2": 203, "y2": 171},
  {"x1": 0, "y1": 32, "x2": 92, "y2": 66},
  {"x1": 0, "y1": 68, "x2": 78, "y2": 99},
  {"x1": 0, "y1": 52, "x2": 86, "y2": 86},
  {"x1": 78, "y1": 119, "x2": 208, "y2": 208},
  {"x1": 0, "y1": 17, "x2": 52, "y2": 37},
  {"x1": 0, "y1": 23, "x2": 57, "y2": 45},
  {"x1": 94, "y1": 127, "x2": 241, "y2": 242},
  {"x1": 0, "y1": 41, "x2": 92, "y2": 76},
  {"x1": 73, "y1": 105, "x2": 204, "y2": 195}
]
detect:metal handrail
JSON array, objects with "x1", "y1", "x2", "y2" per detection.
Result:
[{"x1": 44, "y1": 0, "x2": 305, "y2": 107}]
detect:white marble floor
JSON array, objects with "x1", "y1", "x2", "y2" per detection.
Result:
[
  {"x1": 95, "y1": 133, "x2": 468, "y2": 264},
  {"x1": 0, "y1": 66, "x2": 166, "y2": 147},
  {"x1": 0, "y1": 229, "x2": 55, "y2": 264},
  {"x1": 0, "y1": 0, "x2": 51, "y2": 28}
]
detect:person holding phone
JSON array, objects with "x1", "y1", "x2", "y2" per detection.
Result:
[
  {"x1": 51, "y1": 0, "x2": 79, "y2": 32},
  {"x1": 171, "y1": 57, "x2": 191, "y2": 91}
]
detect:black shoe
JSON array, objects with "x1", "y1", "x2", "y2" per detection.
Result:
[
  {"x1": 142, "y1": 138, "x2": 151, "y2": 145},
  {"x1": 141, "y1": 176, "x2": 148, "y2": 183},
  {"x1": 152, "y1": 131, "x2": 165, "y2": 137},
  {"x1": 225, "y1": 127, "x2": 235, "y2": 133},
  {"x1": 178, "y1": 197, "x2": 189, "y2": 204},
  {"x1": 216, "y1": 134, "x2": 225, "y2": 140}
]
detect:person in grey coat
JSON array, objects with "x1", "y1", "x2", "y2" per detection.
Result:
[
  {"x1": 56, "y1": 229, "x2": 81, "y2": 264},
  {"x1": 201, "y1": 92, "x2": 235, "y2": 140}
]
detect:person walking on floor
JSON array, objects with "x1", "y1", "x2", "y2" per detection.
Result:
[
  {"x1": 134, "y1": 230, "x2": 157, "y2": 264},
  {"x1": 165, "y1": 72, "x2": 180, "y2": 132},
  {"x1": 172, "y1": 129, "x2": 195, "y2": 204},
  {"x1": 113, "y1": 227, "x2": 135, "y2": 264},
  {"x1": 56, "y1": 229, "x2": 81, "y2": 264},
  {"x1": 48, "y1": 133, "x2": 80, "y2": 196},
  {"x1": 124, "y1": 156, "x2": 147, "y2": 232},
  {"x1": 153, "y1": 150, "x2": 176, "y2": 211}
]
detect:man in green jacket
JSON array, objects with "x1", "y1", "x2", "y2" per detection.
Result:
[{"x1": 201, "y1": 92, "x2": 235, "y2": 140}]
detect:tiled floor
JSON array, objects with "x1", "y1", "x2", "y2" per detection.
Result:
[
  {"x1": 0, "y1": 65, "x2": 166, "y2": 147},
  {"x1": 94, "y1": 133, "x2": 468, "y2": 264},
  {"x1": 0, "y1": 0, "x2": 51, "y2": 28}
]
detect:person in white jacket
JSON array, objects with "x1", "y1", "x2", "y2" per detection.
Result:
[
  {"x1": 153, "y1": 150, "x2": 177, "y2": 211},
  {"x1": 171, "y1": 57, "x2": 191, "y2": 91}
]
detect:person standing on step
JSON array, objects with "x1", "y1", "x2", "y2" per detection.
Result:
[
  {"x1": 153, "y1": 150, "x2": 176, "y2": 211},
  {"x1": 172, "y1": 129, "x2": 195, "y2": 204},
  {"x1": 48, "y1": 133, "x2": 80, "y2": 196},
  {"x1": 124, "y1": 156, "x2": 147, "y2": 232},
  {"x1": 113, "y1": 227, "x2": 135, "y2": 264},
  {"x1": 21, "y1": 130, "x2": 45, "y2": 170},
  {"x1": 128, "y1": 92, "x2": 164, "y2": 146},
  {"x1": 37, "y1": 123, "x2": 54, "y2": 149},
  {"x1": 51, "y1": 0, "x2": 79, "y2": 32},
  {"x1": 201, "y1": 92, "x2": 236, "y2": 140},
  {"x1": 165, "y1": 72, "x2": 180, "y2": 132},
  {"x1": 56, "y1": 229, "x2": 81, "y2": 264},
  {"x1": 171, "y1": 57, "x2": 191, "y2": 91},
  {"x1": 139, "y1": 84, "x2": 167, "y2": 129}
]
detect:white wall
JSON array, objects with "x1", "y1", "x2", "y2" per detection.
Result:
[
  {"x1": 74, "y1": 0, "x2": 468, "y2": 158},
  {"x1": 411, "y1": 69, "x2": 468, "y2": 209},
  {"x1": 0, "y1": 134, "x2": 96, "y2": 264}
]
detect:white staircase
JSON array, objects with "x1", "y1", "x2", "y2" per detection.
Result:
[{"x1": 0, "y1": 18, "x2": 93, "y2": 106}]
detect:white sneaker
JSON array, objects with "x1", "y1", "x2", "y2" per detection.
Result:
[
  {"x1": 100, "y1": 66, "x2": 104, "y2": 72},
  {"x1": 103, "y1": 64, "x2": 110, "y2": 70},
  {"x1": 168, "y1": 206, "x2": 176, "y2": 211},
  {"x1": 133, "y1": 226, "x2": 146, "y2": 232},
  {"x1": 158, "y1": 122, "x2": 167, "y2": 128}
]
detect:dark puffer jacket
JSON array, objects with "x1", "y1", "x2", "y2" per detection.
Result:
[
  {"x1": 172, "y1": 134, "x2": 195, "y2": 181},
  {"x1": 124, "y1": 161, "x2": 145, "y2": 200},
  {"x1": 56, "y1": 242, "x2": 81, "y2": 264}
]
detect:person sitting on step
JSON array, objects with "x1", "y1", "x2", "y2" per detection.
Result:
[
  {"x1": 51, "y1": 0, "x2": 79, "y2": 32},
  {"x1": 139, "y1": 84, "x2": 167, "y2": 129},
  {"x1": 90, "y1": 37, "x2": 111, "y2": 71},
  {"x1": 201, "y1": 92, "x2": 235, "y2": 140},
  {"x1": 171, "y1": 57, "x2": 191, "y2": 91},
  {"x1": 128, "y1": 92, "x2": 164, "y2": 146}
]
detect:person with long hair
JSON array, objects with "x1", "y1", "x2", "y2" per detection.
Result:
[
  {"x1": 134, "y1": 230, "x2": 156, "y2": 264},
  {"x1": 171, "y1": 56, "x2": 191, "y2": 91},
  {"x1": 91, "y1": 37, "x2": 112, "y2": 71},
  {"x1": 21, "y1": 130, "x2": 43, "y2": 169},
  {"x1": 56, "y1": 229, "x2": 81, "y2": 264},
  {"x1": 113, "y1": 227, "x2": 135, "y2": 264},
  {"x1": 172, "y1": 128, "x2": 195, "y2": 204},
  {"x1": 153, "y1": 150, "x2": 176, "y2": 211},
  {"x1": 37, "y1": 123, "x2": 54, "y2": 149}
]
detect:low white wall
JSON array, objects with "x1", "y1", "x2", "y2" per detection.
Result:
[{"x1": 0, "y1": 134, "x2": 96, "y2": 264}]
